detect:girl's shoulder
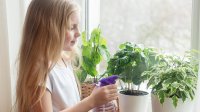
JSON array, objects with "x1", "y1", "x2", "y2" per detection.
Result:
[{"x1": 49, "y1": 61, "x2": 73, "y2": 76}]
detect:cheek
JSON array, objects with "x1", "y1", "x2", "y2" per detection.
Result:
[
  {"x1": 65, "y1": 33, "x2": 71, "y2": 42},
  {"x1": 65, "y1": 32, "x2": 73, "y2": 41}
]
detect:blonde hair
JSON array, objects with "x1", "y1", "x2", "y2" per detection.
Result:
[{"x1": 15, "y1": 0, "x2": 80, "y2": 111}]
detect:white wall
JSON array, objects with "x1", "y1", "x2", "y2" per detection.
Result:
[
  {"x1": 0, "y1": 0, "x2": 24, "y2": 111},
  {"x1": 0, "y1": 0, "x2": 12, "y2": 111},
  {"x1": 6, "y1": 0, "x2": 24, "y2": 105}
]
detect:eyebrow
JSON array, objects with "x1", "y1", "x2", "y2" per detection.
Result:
[{"x1": 71, "y1": 24, "x2": 79, "y2": 27}]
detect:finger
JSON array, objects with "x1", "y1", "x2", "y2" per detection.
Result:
[
  {"x1": 107, "y1": 89, "x2": 118, "y2": 94},
  {"x1": 108, "y1": 93, "x2": 118, "y2": 98},
  {"x1": 107, "y1": 95, "x2": 118, "y2": 101},
  {"x1": 104, "y1": 84, "x2": 117, "y2": 89},
  {"x1": 92, "y1": 86, "x2": 99, "y2": 90}
]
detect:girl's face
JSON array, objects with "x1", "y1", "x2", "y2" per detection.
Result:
[{"x1": 63, "y1": 12, "x2": 80, "y2": 51}]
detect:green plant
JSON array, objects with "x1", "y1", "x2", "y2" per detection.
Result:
[
  {"x1": 142, "y1": 51, "x2": 199, "y2": 107},
  {"x1": 107, "y1": 42, "x2": 158, "y2": 91},
  {"x1": 76, "y1": 27, "x2": 110, "y2": 83}
]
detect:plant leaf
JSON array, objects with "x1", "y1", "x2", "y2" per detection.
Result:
[{"x1": 172, "y1": 96, "x2": 178, "y2": 107}]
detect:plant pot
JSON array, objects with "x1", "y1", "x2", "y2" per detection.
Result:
[
  {"x1": 151, "y1": 94, "x2": 194, "y2": 112},
  {"x1": 81, "y1": 83, "x2": 95, "y2": 99},
  {"x1": 118, "y1": 90, "x2": 149, "y2": 112}
]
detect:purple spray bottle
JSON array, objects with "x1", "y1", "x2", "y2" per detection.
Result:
[{"x1": 93, "y1": 75, "x2": 119, "y2": 112}]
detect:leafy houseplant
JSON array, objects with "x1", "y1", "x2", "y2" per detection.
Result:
[
  {"x1": 76, "y1": 28, "x2": 118, "y2": 111},
  {"x1": 76, "y1": 27, "x2": 110, "y2": 83},
  {"x1": 106, "y1": 42, "x2": 159, "y2": 112},
  {"x1": 107, "y1": 42, "x2": 158, "y2": 94},
  {"x1": 142, "y1": 52, "x2": 199, "y2": 108}
]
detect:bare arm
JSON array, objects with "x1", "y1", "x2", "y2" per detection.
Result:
[
  {"x1": 41, "y1": 90, "x2": 53, "y2": 112},
  {"x1": 41, "y1": 84, "x2": 118, "y2": 112}
]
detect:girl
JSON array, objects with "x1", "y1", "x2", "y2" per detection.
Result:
[{"x1": 15, "y1": 0, "x2": 118, "y2": 112}]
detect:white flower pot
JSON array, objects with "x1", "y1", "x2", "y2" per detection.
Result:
[
  {"x1": 118, "y1": 91, "x2": 149, "y2": 112},
  {"x1": 151, "y1": 94, "x2": 194, "y2": 112}
]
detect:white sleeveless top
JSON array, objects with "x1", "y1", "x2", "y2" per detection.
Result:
[{"x1": 46, "y1": 62, "x2": 80, "y2": 112}]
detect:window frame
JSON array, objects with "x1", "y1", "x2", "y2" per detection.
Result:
[{"x1": 86, "y1": 0, "x2": 200, "y2": 112}]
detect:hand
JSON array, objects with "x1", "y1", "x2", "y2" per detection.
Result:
[{"x1": 88, "y1": 84, "x2": 118, "y2": 107}]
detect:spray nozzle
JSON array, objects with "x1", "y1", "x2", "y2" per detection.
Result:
[{"x1": 99, "y1": 75, "x2": 119, "y2": 87}]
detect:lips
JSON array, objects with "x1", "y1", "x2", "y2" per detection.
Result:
[{"x1": 71, "y1": 40, "x2": 76, "y2": 44}]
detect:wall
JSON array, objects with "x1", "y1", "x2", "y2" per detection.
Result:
[
  {"x1": 0, "y1": 0, "x2": 12, "y2": 111},
  {"x1": 0, "y1": 0, "x2": 23, "y2": 111}
]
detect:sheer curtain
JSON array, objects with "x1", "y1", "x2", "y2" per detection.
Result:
[{"x1": 0, "y1": 0, "x2": 24, "y2": 111}]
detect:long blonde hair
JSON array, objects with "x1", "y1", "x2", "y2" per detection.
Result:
[{"x1": 15, "y1": 0, "x2": 79, "y2": 111}]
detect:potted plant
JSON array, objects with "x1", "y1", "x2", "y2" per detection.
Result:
[
  {"x1": 142, "y1": 51, "x2": 199, "y2": 112},
  {"x1": 76, "y1": 27, "x2": 120, "y2": 111},
  {"x1": 75, "y1": 27, "x2": 110, "y2": 99},
  {"x1": 107, "y1": 42, "x2": 158, "y2": 112}
]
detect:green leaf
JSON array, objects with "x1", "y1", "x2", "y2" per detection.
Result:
[
  {"x1": 119, "y1": 43, "x2": 126, "y2": 49},
  {"x1": 158, "y1": 91, "x2": 165, "y2": 104},
  {"x1": 172, "y1": 96, "x2": 178, "y2": 107},
  {"x1": 76, "y1": 68, "x2": 88, "y2": 83},
  {"x1": 162, "y1": 78, "x2": 173, "y2": 89},
  {"x1": 180, "y1": 92, "x2": 187, "y2": 102},
  {"x1": 100, "y1": 37, "x2": 107, "y2": 46},
  {"x1": 81, "y1": 31, "x2": 88, "y2": 46},
  {"x1": 99, "y1": 46, "x2": 110, "y2": 61},
  {"x1": 92, "y1": 49, "x2": 102, "y2": 64},
  {"x1": 82, "y1": 56, "x2": 98, "y2": 76},
  {"x1": 90, "y1": 28, "x2": 101, "y2": 44},
  {"x1": 171, "y1": 82, "x2": 180, "y2": 89},
  {"x1": 169, "y1": 86, "x2": 176, "y2": 96},
  {"x1": 82, "y1": 46, "x2": 92, "y2": 58}
]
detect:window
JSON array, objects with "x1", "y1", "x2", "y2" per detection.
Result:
[
  {"x1": 100, "y1": 0, "x2": 192, "y2": 56},
  {"x1": 87, "y1": 0, "x2": 193, "y2": 77},
  {"x1": 86, "y1": 1, "x2": 200, "y2": 112}
]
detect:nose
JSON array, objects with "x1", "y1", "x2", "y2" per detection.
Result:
[{"x1": 75, "y1": 27, "x2": 81, "y2": 38}]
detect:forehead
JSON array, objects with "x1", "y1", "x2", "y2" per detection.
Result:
[{"x1": 70, "y1": 12, "x2": 80, "y2": 24}]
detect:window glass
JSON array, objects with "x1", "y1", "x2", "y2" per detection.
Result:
[{"x1": 100, "y1": 0, "x2": 192, "y2": 55}]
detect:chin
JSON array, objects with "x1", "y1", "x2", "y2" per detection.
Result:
[
  {"x1": 63, "y1": 48, "x2": 72, "y2": 51},
  {"x1": 63, "y1": 46, "x2": 74, "y2": 51},
  {"x1": 63, "y1": 43, "x2": 76, "y2": 51}
]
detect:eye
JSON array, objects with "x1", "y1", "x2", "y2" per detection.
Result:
[
  {"x1": 70, "y1": 26, "x2": 75, "y2": 30},
  {"x1": 70, "y1": 25, "x2": 77, "y2": 30}
]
